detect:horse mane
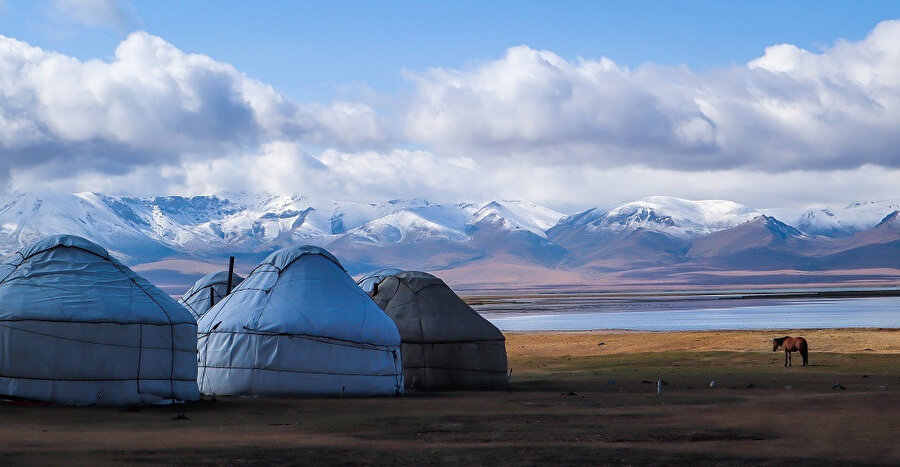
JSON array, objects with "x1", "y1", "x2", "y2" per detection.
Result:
[{"x1": 774, "y1": 336, "x2": 789, "y2": 344}]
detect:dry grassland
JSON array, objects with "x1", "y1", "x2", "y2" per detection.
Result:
[
  {"x1": 507, "y1": 328, "x2": 900, "y2": 357},
  {"x1": 0, "y1": 329, "x2": 897, "y2": 466}
]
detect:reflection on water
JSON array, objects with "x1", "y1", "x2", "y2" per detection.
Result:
[{"x1": 479, "y1": 296, "x2": 900, "y2": 331}]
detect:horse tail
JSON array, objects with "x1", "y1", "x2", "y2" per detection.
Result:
[{"x1": 800, "y1": 338, "x2": 809, "y2": 364}]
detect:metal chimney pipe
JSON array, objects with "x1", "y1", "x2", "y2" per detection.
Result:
[{"x1": 226, "y1": 256, "x2": 235, "y2": 294}]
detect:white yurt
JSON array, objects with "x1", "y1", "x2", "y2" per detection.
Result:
[
  {"x1": 367, "y1": 271, "x2": 508, "y2": 390},
  {"x1": 356, "y1": 267, "x2": 403, "y2": 294},
  {"x1": 179, "y1": 270, "x2": 244, "y2": 320},
  {"x1": 0, "y1": 235, "x2": 200, "y2": 406},
  {"x1": 197, "y1": 246, "x2": 404, "y2": 397}
]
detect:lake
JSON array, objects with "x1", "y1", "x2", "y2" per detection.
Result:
[{"x1": 477, "y1": 295, "x2": 900, "y2": 331}]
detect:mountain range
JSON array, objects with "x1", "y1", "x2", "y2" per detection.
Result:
[{"x1": 1, "y1": 191, "x2": 898, "y2": 293}]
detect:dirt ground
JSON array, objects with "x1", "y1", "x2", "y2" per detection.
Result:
[{"x1": 1, "y1": 329, "x2": 898, "y2": 466}]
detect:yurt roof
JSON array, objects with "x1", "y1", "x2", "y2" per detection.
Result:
[
  {"x1": 261, "y1": 244, "x2": 343, "y2": 272},
  {"x1": 181, "y1": 270, "x2": 244, "y2": 302},
  {"x1": 199, "y1": 245, "x2": 398, "y2": 346},
  {"x1": 389, "y1": 270, "x2": 444, "y2": 292},
  {"x1": 356, "y1": 267, "x2": 403, "y2": 292},
  {"x1": 373, "y1": 271, "x2": 503, "y2": 344},
  {"x1": 0, "y1": 234, "x2": 110, "y2": 281},
  {"x1": 0, "y1": 234, "x2": 193, "y2": 325}
]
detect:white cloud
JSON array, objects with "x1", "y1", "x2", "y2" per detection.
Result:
[
  {"x1": 404, "y1": 20, "x2": 900, "y2": 172},
  {"x1": 3, "y1": 21, "x2": 900, "y2": 211},
  {"x1": 0, "y1": 31, "x2": 387, "y2": 183},
  {"x1": 171, "y1": 143, "x2": 478, "y2": 204},
  {"x1": 14, "y1": 139, "x2": 898, "y2": 212},
  {"x1": 404, "y1": 46, "x2": 705, "y2": 164},
  {"x1": 50, "y1": 0, "x2": 135, "y2": 31},
  {"x1": 478, "y1": 164, "x2": 900, "y2": 212}
]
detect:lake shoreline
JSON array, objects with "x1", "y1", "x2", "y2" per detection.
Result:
[
  {"x1": 479, "y1": 295, "x2": 900, "y2": 331},
  {"x1": 464, "y1": 285, "x2": 900, "y2": 305}
]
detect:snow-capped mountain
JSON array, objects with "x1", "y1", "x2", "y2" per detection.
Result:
[
  {"x1": 464, "y1": 201, "x2": 568, "y2": 267},
  {"x1": 0, "y1": 191, "x2": 566, "y2": 270},
  {"x1": 0, "y1": 192, "x2": 176, "y2": 262},
  {"x1": 342, "y1": 209, "x2": 469, "y2": 244},
  {"x1": 813, "y1": 211, "x2": 900, "y2": 270},
  {"x1": 544, "y1": 197, "x2": 761, "y2": 270},
  {"x1": 328, "y1": 199, "x2": 441, "y2": 234},
  {"x1": 1, "y1": 191, "x2": 898, "y2": 291},
  {"x1": 840, "y1": 211, "x2": 900, "y2": 248},
  {"x1": 468, "y1": 201, "x2": 565, "y2": 239},
  {"x1": 0, "y1": 191, "x2": 330, "y2": 260},
  {"x1": 552, "y1": 197, "x2": 761, "y2": 240},
  {"x1": 764, "y1": 200, "x2": 900, "y2": 237}
]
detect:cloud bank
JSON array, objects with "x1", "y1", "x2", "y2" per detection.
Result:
[
  {"x1": 0, "y1": 31, "x2": 386, "y2": 183},
  {"x1": 405, "y1": 20, "x2": 900, "y2": 171},
  {"x1": 2, "y1": 20, "x2": 900, "y2": 208}
]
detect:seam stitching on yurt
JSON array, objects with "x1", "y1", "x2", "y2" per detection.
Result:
[
  {"x1": 409, "y1": 282, "x2": 428, "y2": 386},
  {"x1": 0, "y1": 318, "x2": 194, "y2": 326},
  {"x1": 0, "y1": 375, "x2": 197, "y2": 382},
  {"x1": 19, "y1": 244, "x2": 109, "y2": 263},
  {"x1": 200, "y1": 329, "x2": 397, "y2": 350},
  {"x1": 202, "y1": 280, "x2": 240, "y2": 329},
  {"x1": 136, "y1": 324, "x2": 144, "y2": 393},
  {"x1": 266, "y1": 251, "x2": 345, "y2": 273},
  {"x1": 182, "y1": 280, "x2": 228, "y2": 302},
  {"x1": 0, "y1": 322, "x2": 194, "y2": 350},
  {"x1": 107, "y1": 254, "x2": 178, "y2": 399},
  {"x1": 23, "y1": 275, "x2": 70, "y2": 320},
  {"x1": 412, "y1": 283, "x2": 447, "y2": 294},
  {"x1": 0, "y1": 252, "x2": 24, "y2": 282},
  {"x1": 125, "y1": 278, "x2": 136, "y2": 330},
  {"x1": 401, "y1": 365, "x2": 508, "y2": 374},
  {"x1": 395, "y1": 338, "x2": 507, "y2": 344},
  {"x1": 195, "y1": 365, "x2": 402, "y2": 377}
]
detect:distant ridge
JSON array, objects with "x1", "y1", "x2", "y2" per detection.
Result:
[{"x1": 1, "y1": 192, "x2": 898, "y2": 292}]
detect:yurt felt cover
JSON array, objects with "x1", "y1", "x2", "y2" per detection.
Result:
[
  {"x1": 179, "y1": 270, "x2": 244, "y2": 319},
  {"x1": 356, "y1": 267, "x2": 402, "y2": 293},
  {"x1": 0, "y1": 235, "x2": 200, "y2": 406},
  {"x1": 197, "y1": 245, "x2": 403, "y2": 397},
  {"x1": 369, "y1": 271, "x2": 508, "y2": 390}
]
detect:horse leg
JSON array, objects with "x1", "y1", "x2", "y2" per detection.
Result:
[{"x1": 784, "y1": 351, "x2": 789, "y2": 367}]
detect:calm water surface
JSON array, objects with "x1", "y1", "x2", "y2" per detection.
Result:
[{"x1": 479, "y1": 296, "x2": 900, "y2": 331}]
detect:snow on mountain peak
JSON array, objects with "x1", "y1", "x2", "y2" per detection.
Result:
[
  {"x1": 5, "y1": 191, "x2": 898, "y2": 280},
  {"x1": 347, "y1": 209, "x2": 468, "y2": 243},
  {"x1": 329, "y1": 199, "x2": 437, "y2": 234},
  {"x1": 763, "y1": 200, "x2": 900, "y2": 237},
  {"x1": 469, "y1": 200, "x2": 565, "y2": 238},
  {"x1": 562, "y1": 196, "x2": 760, "y2": 239}
]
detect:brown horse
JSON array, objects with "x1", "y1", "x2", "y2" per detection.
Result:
[{"x1": 772, "y1": 336, "x2": 808, "y2": 367}]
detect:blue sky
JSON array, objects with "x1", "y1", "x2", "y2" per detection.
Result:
[
  {"x1": 5, "y1": 1, "x2": 900, "y2": 101},
  {"x1": 1, "y1": 1, "x2": 900, "y2": 210}
]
